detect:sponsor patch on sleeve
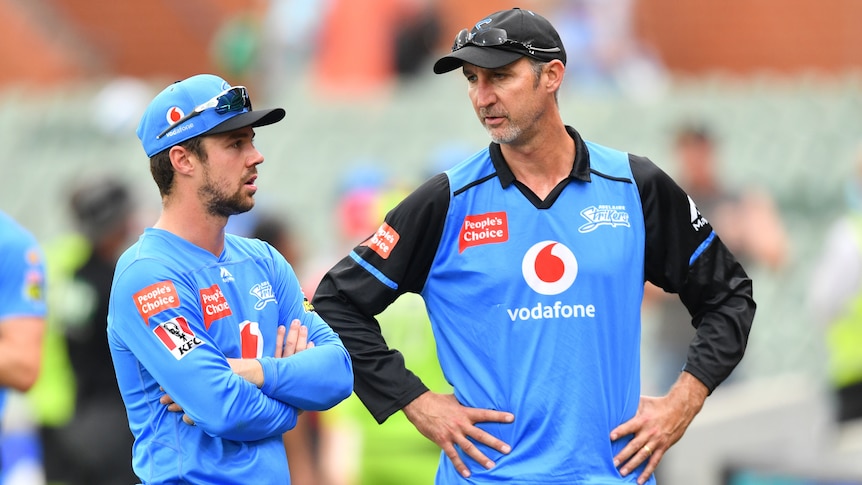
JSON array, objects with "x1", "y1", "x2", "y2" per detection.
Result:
[
  {"x1": 459, "y1": 211, "x2": 509, "y2": 253},
  {"x1": 361, "y1": 222, "x2": 400, "y2": 260},
  {"x1": 23, "y1": 270, "x2": 45, "y2": 303},
  {"x1": 134, "y1": 280, "x2": 181, "y2": 325},
  {"x1": 199, "y1": 284, "x2": 232, "y2": 330},
  {"x1": 153, "y1": 316, "x2": 204, "y2": 360}
]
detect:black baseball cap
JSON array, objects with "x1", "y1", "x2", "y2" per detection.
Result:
[{"x1": 433, "y1": 8, "x2": 566, "y2": 74}]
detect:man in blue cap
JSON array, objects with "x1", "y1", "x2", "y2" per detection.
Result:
[
  {"x1": 108, "y1": 74, "x2": 353, "y2": 484},
  {"x1": 313, "y1": 8, "x2": 755, "y2": 484}
]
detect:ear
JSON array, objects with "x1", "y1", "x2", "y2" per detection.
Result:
[
  {"x1": 168, "y1": 144, "x2": 196, "y2": 176},
  {"x1": 544, "y1": 59, "x2": 565, "y2": 93}
]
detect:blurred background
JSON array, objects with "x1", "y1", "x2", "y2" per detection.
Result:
[{"x1": 1, "y1": 0, "x2": 862, "y2": 484}]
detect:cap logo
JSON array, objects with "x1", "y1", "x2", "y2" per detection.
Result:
[
  {"x1": 475, "y1": 18, "x2": 492, "y2": 29},
  {"x1": 166, "y1": 106, "x2": 185, "y2": 125}
]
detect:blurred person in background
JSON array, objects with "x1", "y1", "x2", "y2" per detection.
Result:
[
  {"x1": 30, "y1": 177, "x2": 139, "y2": 485},
  {"x1": 316, "y1": 166, "x2": 448, "y2": 485},
  {"x1": 808, "y1": 143, "x2": 862, "y2": 430},
  {"x1": 108, "y1": 73, "x2": 352, "y2": 484},
  {"x1": 313, "y1": 8, "x2": 755, "y2": 484},
  {"x1": 642, "y1": 122, "x2": 788, "y2": 395},
  {"x1": 546, "y1": 0, "x2": 669, "y2": 100},
  {"x1": 0, "y1": 211, "x2": 47, "y2": 483},
  {"x1": 312, "y1": 0, "x2": 441, "y2": 96},
  {"x1": 249, "y1": 212, "x2": 323, "y2": 485}
]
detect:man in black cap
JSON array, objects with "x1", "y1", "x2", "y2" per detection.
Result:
[{"x1": 313, "y1": 8, "x2": 755, "y2": 484}]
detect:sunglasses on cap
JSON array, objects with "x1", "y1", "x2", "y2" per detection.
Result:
[
  {"x1": 156, "y1": 85, "x2": 252, "y2": 140},
  {"x1": 452, "y1": 27, "x2": 561, "y2": 55}
]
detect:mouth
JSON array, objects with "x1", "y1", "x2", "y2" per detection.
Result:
[
  {"x1": 244, "y1": 174, "x2": 258, "y2": 191},
  {"x1": 481, "y1": 111, "x2": 507, "y2": 126}
]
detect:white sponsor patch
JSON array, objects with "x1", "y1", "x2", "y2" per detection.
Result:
[{"x1": 153, "y1": 316, "x2": 204, "y2": 360}]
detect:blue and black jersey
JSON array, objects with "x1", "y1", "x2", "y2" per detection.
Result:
[{"x1": 313, "y1": 126, "x2": 754, "y2": 484}]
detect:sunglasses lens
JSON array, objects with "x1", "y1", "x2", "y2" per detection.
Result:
[
  {"x1": 472, "y1": 28, "x2": 507, "y2": 47},
  {"x1": 453, "y1": 29, "x2": 470, "y2": 51},
  {"x1": 214, "y1": 87, "x2": 250, "y2": 115},
  {"x1": 452, "y1": 27, "x2": 510, "y2": 52}
]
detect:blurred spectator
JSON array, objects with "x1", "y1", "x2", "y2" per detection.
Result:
[
  {"x1": 91, "y1": 77, "x2": 153, "y2": 138},
  {"x1": 211, "y1": 12, "x2": 264, "y2": 88},
  {"x1": 314, "y1": 163, "x2": 446, "y2": 485},
  {"x1": 0, "y1": 211, "x2": 47, "y2": 485},
  {"x1": 259, "y1": 0, "x2": 330, "y2": 98},
  {"x1": 392, "y1": 3, "x2": 441, "y2": 78},
  {"x1": 808, "y1": 144, "x2": 862, "y2": 425},
  {"x1": 642, "y1": 122, "x2": 788, "y2": 394},
  {"x1": 249, "y1": 213, "x2": 321, "y2": 485},
  {"x1": 312, "y1": 0, "x2": 441, "y2": 97},
  {"x1": 29, "y1": 177, "x2": 139, "y2": 485},
  {"x1": 547, "y1": 0, "x2": 669, "y2": 100}
]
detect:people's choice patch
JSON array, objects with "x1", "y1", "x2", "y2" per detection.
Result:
[{"x1": 134, "y1": 280, "x2": 181, "y2": 325}]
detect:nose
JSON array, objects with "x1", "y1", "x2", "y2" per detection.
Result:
[
  {"x1": 248, "y1": 147, "x2": 264, "y2": 167},
  {"x1": 472, "y1": 77, "x2": 497, "y2": 109}
]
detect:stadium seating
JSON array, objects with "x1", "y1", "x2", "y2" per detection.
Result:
[{"x1": 2, "y1": 70, "x2": 862, "y2": 484}]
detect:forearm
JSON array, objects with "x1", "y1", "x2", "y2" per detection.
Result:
[
  {"x1": 258, "y1": 344, "x2": 353, "y2": 410},
  {"x1": 227, "y1": 358, "x2": 264, "y2": 387},
  {"x1": 669, "y1": 371, "x2": 708, "y2": 417},
  {"x1": 0, "y1": 317, "x2": 44, "y2": 391},
  {"x1": 0, "y1": 345, "x2": 40, "y2": 391}
]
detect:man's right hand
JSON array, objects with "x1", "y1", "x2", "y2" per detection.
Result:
[
  {"x1": 402, "y1": 391, "x2": 514, "y2": 478},
  {"x1": 163, "y1": 319, "x2": 313, "y2": 422},
  {"x1": 228, "y1": 319, "x2": 313, "y2": 384}
]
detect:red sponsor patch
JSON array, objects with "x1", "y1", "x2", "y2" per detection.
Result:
[
  {"x1": 153, "y1": 316, "x2": 204, "y2": 360},
  {"x1": 134, "y1": 280, "x2": 181, "y2": 325},
  {"x1": 361, "y1": 222, "x2": 400, "y2": 260},
  {"x1": 239, "y1": 320, "x2": 263, "y2": 359},
  {"x1": 459, "y1": 211, "x2": 509, "y2": 253},
  {"x1": 199, "y1": 284, "x2": 232, "y2": 330}
]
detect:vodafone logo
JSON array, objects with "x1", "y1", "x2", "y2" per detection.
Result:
[
  {"x1": 521, "y1": 241, "x2": 578, "y2": 295},
  {"x1": 166, "y1": 106, "x2": 185, "y2": 124}
]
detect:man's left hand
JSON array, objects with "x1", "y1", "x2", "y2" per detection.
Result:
[{"x1": 609, "y1": 372, "x2": 708, "y2": 485}]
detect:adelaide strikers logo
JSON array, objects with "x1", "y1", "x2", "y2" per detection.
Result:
[{"x1": 521, "y1": 241, "x2": 578, "y2": 295}]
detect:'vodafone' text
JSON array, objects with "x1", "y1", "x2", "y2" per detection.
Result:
[{"x1": 507, "y1": 301, "x2": 596, "y2": 321}]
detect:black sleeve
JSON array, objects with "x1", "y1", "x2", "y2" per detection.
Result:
[
  {"x1": 312, "y1": 174, "x2": 450, "y2": 423},
  {"x1": 631, "y1": 154, "x2": 755, "y2": 393}
]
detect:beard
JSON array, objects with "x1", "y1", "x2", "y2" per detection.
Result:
[
  {"x1": 199, "y1": 165, "x2": 255, "y2": 218},
  {"x1": 486, "y1": 120, "x2": 521, "y2": 145},
  {"x1": 480, "y1": 97, "x2": 546, "y2": 145}
]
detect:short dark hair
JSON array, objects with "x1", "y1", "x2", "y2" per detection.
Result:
[{"x1": 149, "y1": 137, "x2": 206, "y2": 197}]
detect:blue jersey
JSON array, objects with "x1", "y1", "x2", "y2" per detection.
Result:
[
  {"x1": 108, "y1": 228, "x2": 352, "y2": 485},
  {"x1": 0, "y1": 211, "x2": 47, "y2": 413},
  {"x1": 313, "y1": 127, "x2": 754, "y2": 484}
]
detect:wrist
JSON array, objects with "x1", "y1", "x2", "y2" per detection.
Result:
[{"x1": 228, "y1": 358, "x2": 265, "y2": 388}]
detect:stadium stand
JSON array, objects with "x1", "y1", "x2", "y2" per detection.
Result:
[{"x1": 2, "y1": 70, "x2": 861, "y2": 484}]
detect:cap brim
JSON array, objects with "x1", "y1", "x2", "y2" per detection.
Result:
[
  {"x1": 206, "y1": 108, "x2": 286, "y2": 136},
  {"x1": 433, "y1": 46, "x2": 524, "y2": 74}
]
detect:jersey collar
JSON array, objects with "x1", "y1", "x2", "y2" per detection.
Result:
[{"x1": 489, "y1": 125, "x2": 592, "y2": 188}]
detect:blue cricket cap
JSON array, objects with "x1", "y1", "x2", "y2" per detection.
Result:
[{"x1": 137, "y1": 74, "x2": 285, "y2": 157}]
